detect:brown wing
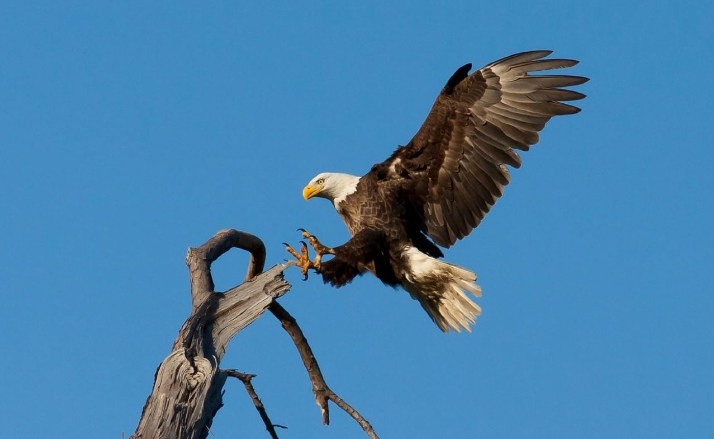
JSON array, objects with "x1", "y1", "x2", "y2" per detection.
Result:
[{"x1": 376, "y1": 50, "x2": 588, "y2": 248}]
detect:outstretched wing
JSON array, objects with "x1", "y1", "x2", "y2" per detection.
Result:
[{"x1": 375, "y1": 50, "x2": 588, "y2": 247}]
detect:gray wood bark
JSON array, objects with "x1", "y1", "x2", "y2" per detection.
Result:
[{"x1": 131, "y1": 229, "x2": 290, "y2": 439}]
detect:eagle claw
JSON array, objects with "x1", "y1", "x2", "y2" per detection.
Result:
[
  {"x1": 284, "y1": 241, "x2": 313, "y2": 279},
  {"x1": 283, "y1": 229, "x2": 336, "y2": 280}
]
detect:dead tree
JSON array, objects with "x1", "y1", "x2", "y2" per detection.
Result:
[{"x1": 131, "y1": 229, "x2": 379, "y2": 439}]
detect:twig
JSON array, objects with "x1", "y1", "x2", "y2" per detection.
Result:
[
  {"x1": 269, "y1": 302, "x2": 379, "y2": 439},
  {"x1": 324, "y1": 389, "x2": 376, "y2": 436},
  {"x1": 226, "y1": 370, "x2": 284, "y2": 439}
]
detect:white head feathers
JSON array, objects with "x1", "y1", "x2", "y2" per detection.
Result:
[{"x1": 303, "y1": 172, "x2": 360, "y2": 206}]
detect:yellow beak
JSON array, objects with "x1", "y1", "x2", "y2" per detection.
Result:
[{"x1": 303, "y1": 185, "x2": 320, "y2": 200}]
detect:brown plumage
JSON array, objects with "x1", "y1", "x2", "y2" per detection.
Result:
[{"x1": 301, "y1": 50, "x2": 588, "y2": 332}]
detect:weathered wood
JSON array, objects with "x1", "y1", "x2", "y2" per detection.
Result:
[
  {"x1": 131, "y1": 230, "x2": 289, "y2": 439},
  {"x1": 131, "y1": 228, "x2": 379, "y2": 439}
]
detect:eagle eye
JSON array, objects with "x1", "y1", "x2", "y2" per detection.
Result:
[{"x1": 317, "y1": 178, "x2": 325, "y2": 185}]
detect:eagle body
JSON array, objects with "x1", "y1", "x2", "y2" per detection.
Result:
[{"x1": 301, "y1": 51, "x2": 588, "y2": 332}]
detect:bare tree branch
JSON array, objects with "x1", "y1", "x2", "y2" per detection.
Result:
[
  {"x1": 226, "y1": 370, "x2": 286, "y2": 439},
  {"x1": 323, "y1": 389, "x2": 378, "y2": 438},
  {"x1": 269, "y1": 302, "x2": 380, "y2": 439}
]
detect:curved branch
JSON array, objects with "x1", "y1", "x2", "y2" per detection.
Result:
[{"x1": 185, "y1": 229, "x2": 267, "y2": 308}]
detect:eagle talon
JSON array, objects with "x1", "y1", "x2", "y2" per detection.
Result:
[
  {"x1": 284, "y1": 241, "x2": 315, "y2": 279},
  {"x1": 284, "y1": 230, "x2": 336, "y2": 280}
]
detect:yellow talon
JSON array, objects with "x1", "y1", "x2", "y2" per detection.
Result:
[{"x1": 284, "y1": 230, "x2": 336, "y2": 280}]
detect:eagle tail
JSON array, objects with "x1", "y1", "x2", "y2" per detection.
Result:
[{"x1": 401, "y1": 247, "x2": 482, "y2": 332}]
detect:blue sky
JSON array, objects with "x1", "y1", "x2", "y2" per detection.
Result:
[{"x1": 1, "y1": 1, "x2": 712, "y2": 438}]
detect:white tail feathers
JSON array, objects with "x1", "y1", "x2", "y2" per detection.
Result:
[{"x1": 401, "y1": 247, "x2": 482, "y2": 333}]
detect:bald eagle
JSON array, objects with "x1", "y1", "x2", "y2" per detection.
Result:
[{"x1": 287, "y1": 50, "x2": 588, "y2": 332}]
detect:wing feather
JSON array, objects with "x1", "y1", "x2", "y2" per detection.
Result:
[
  {"x1": 471, "y1": 149, "x2": 511, "y2": 186},
  {"x1": 478, "y1": 120, "x2": 531, "y2": 150},
  {"x1": 505, "y1": 75, "x2": 589, "y2": 93},
  {"x1": 454, "y1": 163, "x2": 493, "y2": 215},
  {"x1": 505, "y1": 58, "x2": 580, "y2": 76},
  {"x1": 451, "y1": 174, "x2": 481, "y2": 228},
  {"x1": 485, "y1": 104, "x2": 547, "y2": 131},
  {"x1": 467, "y1": 133, "x2": 523, "y2": 167},
  {"x1": 502, "y1": 89, "x2": 586, "y2": 103}
]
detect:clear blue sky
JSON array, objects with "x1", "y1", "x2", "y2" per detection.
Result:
[{"x1": 1, "y1": 1, "x2": 712, "y2": 438}]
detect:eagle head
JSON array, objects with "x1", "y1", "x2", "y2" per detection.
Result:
[{"x1": 303, "y1": 172, "x2": 360, "y2": 204}]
